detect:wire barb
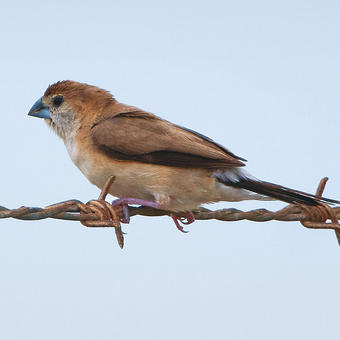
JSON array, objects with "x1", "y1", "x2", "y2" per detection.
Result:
[
  {"x1": 0, "y1": 177, "x2": 339, "y2": 248},
  {"x1": 77, "y1": 176, "x2": 125, "y2": 248},
  {"x1": 298, "y1": 178, "x2": 340, "y2": 245}
]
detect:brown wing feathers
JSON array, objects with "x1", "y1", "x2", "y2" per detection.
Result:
[{"x1": 91, "y1": 111, "x2": 245, "y2": 169}]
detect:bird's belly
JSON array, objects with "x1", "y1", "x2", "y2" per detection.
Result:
[
  {"x1": 91, "y1": 161, "x2": 219, "y2": 211},
  {"x1": 66, "y1": 142, "x2": 253, "y2": 211},
  {"x1": 68, "y1": 149, "x2": 223, "y2": 211}
]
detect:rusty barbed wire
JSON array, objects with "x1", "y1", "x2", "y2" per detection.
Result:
[{"x1": 0, "y1": 176, "x2": 339, "y2": 248}]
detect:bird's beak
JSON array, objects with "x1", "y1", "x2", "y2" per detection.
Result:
[{"x1": 28, "y1": 97, "x2": 51, "y2": 119}]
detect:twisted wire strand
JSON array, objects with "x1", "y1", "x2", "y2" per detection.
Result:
[{"x1": 0, "y1": 176, "x2": 339, "y2": 247}]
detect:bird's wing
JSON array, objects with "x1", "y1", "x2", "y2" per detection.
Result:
[{"x1": 91, "y1": 111, "x2": 246, "y2": 169}]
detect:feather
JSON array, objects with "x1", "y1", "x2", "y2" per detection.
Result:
[
  {"x1": 91, "y1": 111, "x2": 245, "y2": 169},
  {"x1": 215, "y1": 174, "x2": 340, "y2": 205}
]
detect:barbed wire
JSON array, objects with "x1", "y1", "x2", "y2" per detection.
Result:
[{"x1": 0, "y1": 176, "x2": 339, "y2": 248}]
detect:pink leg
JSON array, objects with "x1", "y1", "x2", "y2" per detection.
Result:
[
  {"x1": 171, "y1": 212, "x2": 195, "y2": 233},
  {"x1": 112, "y1": 198, "x2": 160, "y2": 224},
  {"x1": 112, "y1": 198, "x2": 195, "y2": 233}
]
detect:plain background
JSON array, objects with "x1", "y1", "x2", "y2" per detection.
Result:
[{"x1": 1, "y1": 1, "x2": 339, "y2": 339}]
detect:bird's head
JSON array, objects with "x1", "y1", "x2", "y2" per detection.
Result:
[{"x1": 28, "y1": 80, "x2": 116, "y2": 140}]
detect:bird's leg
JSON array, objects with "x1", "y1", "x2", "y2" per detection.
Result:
[
  {"x1": 111, "y1": 198, "x2": 160, "y2": 224},
  {"x1": 181, "y1": 211, "x2": 195, "y2": 225},
  {"x1": 121, "y1": 205, "x2": 130, "y2": 224},
  {"x1": 170, "y1": 212, "x2": 195, "y2": 233},
  {"x1": 111, "y1": 196, "x2": 195, "y2": 233}
]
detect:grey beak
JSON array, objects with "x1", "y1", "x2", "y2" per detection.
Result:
[{"x1": 28, "y1": 97, "x2": 51, "y2": 119}]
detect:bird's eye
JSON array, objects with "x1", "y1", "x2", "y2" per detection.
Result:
[{"x1": 53, "y1": 95, "x2": 64, "y2": 107}]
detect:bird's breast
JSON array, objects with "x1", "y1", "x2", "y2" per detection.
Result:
[
  {"x1": 65, "y1": 138, "x2": 79, "y2": 164},
  {"x1": 65, "y1": 138, "x2": 94, "y2": 180}
]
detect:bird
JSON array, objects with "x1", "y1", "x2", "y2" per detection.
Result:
[{"x1": 28, "y1": 80, "x2": 339, "y2": 232}]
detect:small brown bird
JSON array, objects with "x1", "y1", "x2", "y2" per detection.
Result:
[{"x1": 28, "y1": 80, "x2": 339, "y2": 231}]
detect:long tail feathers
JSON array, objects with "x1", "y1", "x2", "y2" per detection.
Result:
[
  {"x1": 230, "y1": 178, "x2": 340, "y2": 205},
  {"x1": 220, "y1": 177, "x2": 340, "y2": 206}
]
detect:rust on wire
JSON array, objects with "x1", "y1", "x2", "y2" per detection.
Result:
[{"x1": 0, "y1": 176, "x2": 339, "y2": 248}]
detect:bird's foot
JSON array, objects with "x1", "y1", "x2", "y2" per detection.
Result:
[
  {"x1": 111, "y1": 198, "x2": 160, "y2": 224},
  {"x1": 170, "y1": 212, "x2": 195, "y2": 233},
  {"x1": 111, "y1": 196, "x2": 195, "y2": 234}
]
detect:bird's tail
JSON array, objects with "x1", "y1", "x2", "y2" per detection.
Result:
[{"x1": 218, "y1": 176, "x2": 340, "y2": 206}]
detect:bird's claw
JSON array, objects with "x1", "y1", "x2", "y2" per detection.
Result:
[
  {"x1": 111, "y1": 195, "x2": 196, "y2": 235},
  {"x1": 116, "y1": 204, "x2": 130, "y2": 224},
  {"x1": 171, "y1": 212, "x2": 195, "y2": 233},
  {"x1": 111, "y1": 197, "x2": 160, "y2": 224}
]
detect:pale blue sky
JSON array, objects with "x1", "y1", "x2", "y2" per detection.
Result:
[{"x1": 1, "y1": 1, "x2": 340, "y2": 339}]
